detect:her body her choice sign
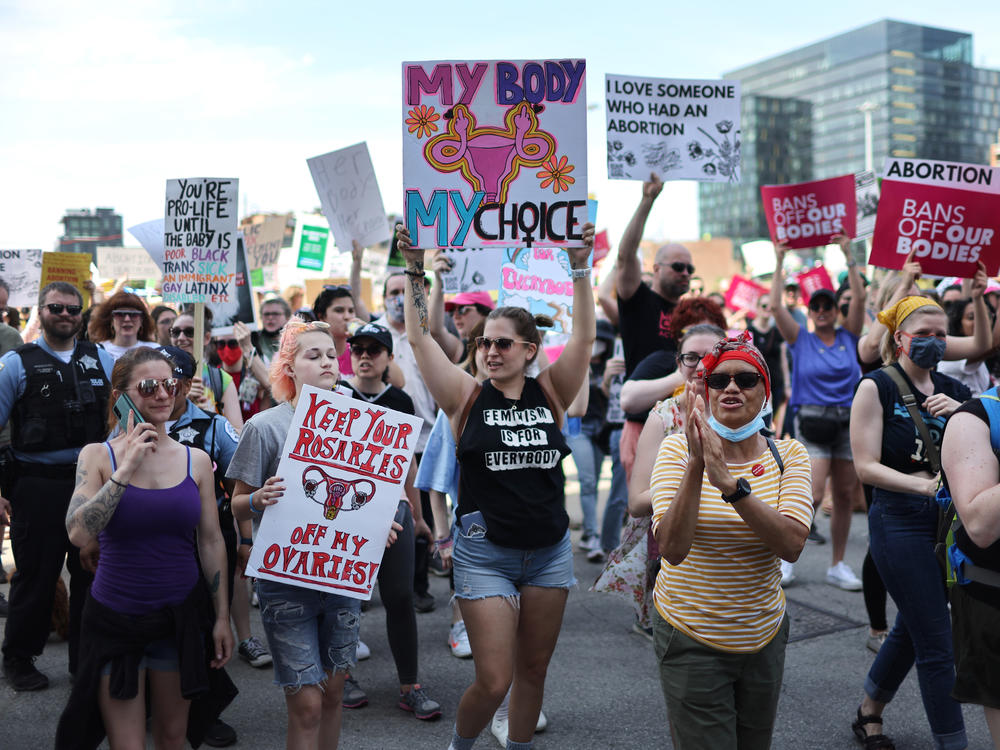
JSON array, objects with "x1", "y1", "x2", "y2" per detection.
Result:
[
  {"x1": 761, "y1": 174, "x2": 856, "y2": 249},
  {"x1": 246, "y1": 385, "x2": 423, "y2": 599},
  {"x1": 402, "y1": 59, "x2": 588, "y2": 249},
  {"x1": 870, "y1": 158, "x2": 1000, "y2": 277}
]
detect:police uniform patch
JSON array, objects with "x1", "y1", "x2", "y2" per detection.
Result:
[
  {"x1": 78, "y1": 354, "x2": 98, "y2": 371},
  {"x1": 176, "y1": 426, "x2": 199, "y2": 444}
]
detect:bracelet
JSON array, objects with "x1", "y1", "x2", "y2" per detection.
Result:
[
  {"x1": 570, "y1": 266, "x2": 592, "y2": 279},
  {"x1": 404, "y1": 269, "x2": 424, "y2": 278},
  {"x1": 109, "y1": 476, "x2": 127, "y2": 489},
  {"x1": 240, "y1": 537, "x2": 253, "y2": 546},
  {"x1": 434, "y1": 536, "x2": 454, "y2": 551},
  {"x1": 249, "y1": 492, "x2": 263, "y2": 514}
]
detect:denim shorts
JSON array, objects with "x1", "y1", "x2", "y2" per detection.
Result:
[
  {"x1": 255, "y1": 578, "x2": 361, "y2": 691},
  {"x1": 452, "y1": 512, "x2": 576, "y2": 604},
  {"x1": 101, "y1": 637, "x2": 178, "y2": 675}
]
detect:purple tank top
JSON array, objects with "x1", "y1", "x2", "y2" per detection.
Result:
[{"x1": 90, "y1": 443, "x2": 203, "y2": 615}]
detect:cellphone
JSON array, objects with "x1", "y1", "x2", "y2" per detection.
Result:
[{"x1": 112, "y1": 392, "x2": 145, "y2": 433}]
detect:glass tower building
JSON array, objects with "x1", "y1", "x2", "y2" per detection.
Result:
[{"x1": 699, "y1": 20, "x2": 1000, "y2": 245}]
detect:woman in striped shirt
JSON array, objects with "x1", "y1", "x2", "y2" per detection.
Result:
[{"x1": 650, "y1": 333, "x2": 813, "y2": 749}]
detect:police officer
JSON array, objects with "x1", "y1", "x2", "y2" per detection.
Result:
[{"x1": 0, "y1": 281, "x2": 114, "y2": 691}]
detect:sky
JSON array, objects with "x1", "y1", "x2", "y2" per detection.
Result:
[{"x1": 3, "y1": 0, "x2": 1000, "y2": 254}]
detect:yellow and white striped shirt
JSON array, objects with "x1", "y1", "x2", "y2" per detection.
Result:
[{"x1": 651, "y1": 434, "x2": 813, "y2": 652}]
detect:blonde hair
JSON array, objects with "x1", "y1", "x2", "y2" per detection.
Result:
[
  {"x1": 269, "y1": 318, "x2": 335, "y2": 403},
  {"x1": 879, "y1": 304, "x2": 946, "y2": 365}
]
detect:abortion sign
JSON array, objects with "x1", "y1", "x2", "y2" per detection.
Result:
[
  {"x1": 724, "y1": 275, "x2": 768, "y2": 313},
  {"x1": 761, "y1": 174, "x2": 856, "y2": 249},
  {"x1": 162, "y1": 178, "x2": 239, "y2": 303},
  {"x1": 402, "y1": 59, "x2": 588, "y2": 249},
  {"x1": 797, "y1": 266, "x2": 835, "y2": 306},
  {"x1": 605, "y1": 75, "x2": 741, "y2": 183},
  {"x1": 246, "y1": 386, "x2": 423, "y2": 598},
  {"x1": 0, "y1": 249, "x2": 43, "y2": 308},
  {"x1": 870, "y1": 158, "x2": 1000, "y2": 277},
  {"x1": 438, "y1": 247, "x2": 503, "y2": 294},
  {"x1": 308, "y1": 142, "x2": 391, "y2": 253},
  {"x1": 206, "y1": 235, "x2": 258, "y2": 336},
  {"x1": 498, "y1": 246, "x2": 576, "y2": 333}
]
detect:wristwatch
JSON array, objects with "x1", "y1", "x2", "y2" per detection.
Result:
[{"x1": 721, "y1": 477, "x2": 752, "y2": 503}]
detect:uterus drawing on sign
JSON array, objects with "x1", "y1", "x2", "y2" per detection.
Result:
[
  {"x1": 425, "y1": 102, "x2": 556, "y2": 205},
  {"x1": 302, "y1": 466, "x2": 376, "y2": 521}
]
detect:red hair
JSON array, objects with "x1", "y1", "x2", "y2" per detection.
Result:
[
  {"x1": 269, "y1": 318, "x2": 336, "y2": 403},
  {"x1": 671, "y1": 297, "x2": 727, "y2": 340}
]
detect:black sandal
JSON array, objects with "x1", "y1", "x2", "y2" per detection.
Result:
[{"x1": 852, "y1": 706, "x2": 895, "y2": 750}]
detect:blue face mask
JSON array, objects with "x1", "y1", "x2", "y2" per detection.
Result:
[
  {"x1": 385, "y1": 294, "x2": 405, "y2": 323},
  {"x1": 707, "y1": 413, "x2": 766, "y2": 442},
  {"x1": 905, "y1": 334, "x2": 946, "y2": 369}
]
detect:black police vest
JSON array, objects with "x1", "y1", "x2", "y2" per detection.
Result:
[
  {"x1": 167, "y1": 414, "x2": 228, "y2": 503},
  {"x1": 12, "y1": 341, "x2": 111, "y2": 453}
]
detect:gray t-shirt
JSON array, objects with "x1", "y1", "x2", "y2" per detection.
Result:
[{"x1": 226, "y1": 401, "x2": 294, "y2": 534}]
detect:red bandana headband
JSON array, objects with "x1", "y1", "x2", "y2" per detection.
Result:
[{"x1": 700, "y1": 331, "x2": 771, "y2": 399}]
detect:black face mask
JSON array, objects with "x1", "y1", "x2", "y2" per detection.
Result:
[{"x1": 839, "y1": 303, "x2": 850, "y2": 318}]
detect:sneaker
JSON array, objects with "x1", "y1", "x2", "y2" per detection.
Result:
[
  {"x1": 536, "y1": 708, "x2": 548, "y2": 733},
  {"x1": 2, "y1": 657, "x2": 48, "y2": 691},
  {"x1": 414, "y1": 591, "x2": 436, "y2": 613},
  {"x1": 356, "y1": 639, "x2": 370, "y2": 661},
  {"x1": 343, "y1": 675, "x2": 368, "y2": 708},
  {"x1": 807, "y1": 523, "x2": 826, "y2": 544},
  {"x1": 237, "y1": 636, "x2": 272, "y2": 668},
  {"x1": 398, "y1": 684, "x2": 442, "y2": 720},
  {"x1": 866, "y1": 631, "x2": 888, "y2": 654},
  {"x1": 449, "y1": 621, "x2": 472, "y2": 658},
  {"x1": 489, "y1": 709, "x2": 548, "y2": 746},
  {"x1": 251, "y1": 590, "x2": 259, "y2": 608},
  {"x1": 0, "y1": 592, "x2": 8, "y2": 617},
  {"x1": 780, "y1": 560, "x2": 796, "y2": 587},
  {"x1": 203, "y1": 718, "x2": 237, "y2": 748},
  {"x1": 826, "y1": 561, "x2": 863, "y2": 591},
  {"x1": 586, "y1": 548, "x2": 606, "y2": 563},
  {"x1": 578, "y1": 534, "x2": 600, "y2": 553}
]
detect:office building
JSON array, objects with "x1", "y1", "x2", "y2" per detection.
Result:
[{"x1": 59, "y1": 207, "x2": 122, "y2": 260}]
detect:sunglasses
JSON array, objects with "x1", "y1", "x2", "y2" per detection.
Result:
[
  {"x1": 677, "y1": 352, "x2": 705, "y2": 367},
  {"x1": 671, "y1": 262, "x2": 695, "y2": 274},
  {"x1": 350, "y1": 343, "x2": 386, "y2": 357},
  {"x1": 475, "y1": 336, "x2": 532, "y2": 352},
  {"x1": 216, "y1": 339, "x2": 240, "y2": 350},
  {"x1": 112, "y1": 309, "x2": 143, "y2": 319},
  {"x1": 706, "y1": 372, "x2": 763, "y2": 390},
  {"x1": 170, "y1": 326, "x2": 196, "y2": 338},
  {"x1": 809, "y1": 300, "x2": 835, "y2": 312},
  {"x1": 45, "y1": 303, "x2": 83, "y2": 316},
  {"x1": 323, "y1": 284, "x2": 352, "y2": 293},
  {"x1": 132, "y1": 377, "x2": 179, "y2": 397},
  {"x1": 453, "y1": 305, "x2": 477, "y2": 316}
]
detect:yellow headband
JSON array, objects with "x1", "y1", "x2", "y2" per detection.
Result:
[{"x1": 876, "y1": 295, "x2": 942, "y2": 334}]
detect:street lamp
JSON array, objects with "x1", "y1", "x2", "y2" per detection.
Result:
[{"x1": 858, "y1": 101, "x2": 878, "y2": 172}]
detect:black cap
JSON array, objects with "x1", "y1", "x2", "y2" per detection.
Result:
[
  {"x1": 158, "y1": 345, "x2": 196, "y2": 379},
  {"x1": 808, "y1": 288, "x2": 837, "y2": 306},
  {"x1": 347, "y1": 322, "x2": 393, "y2": 353}
]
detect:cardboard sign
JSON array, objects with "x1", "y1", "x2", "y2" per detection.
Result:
[
  {"x1": 128, "y1": 218, "x2": 166, "y2": 271},
  {"x1": 97, "y1": 246, "x2": 162, "y2": 281},
  {"x1": 855, "y1": 170, "x2": 879, "y2": 241},
  {"x1": 246, "y1": 386, "x2": 423, "y2": 598},
  {"x1": 724, "y1": 275, "x2": 768, "y2": 313},
  {"x1": 0, "y1": 249, "x2": 43, "y2": 308},
  {"x1": 403, "y1": 59, "x2": 588, "y2": 249},
  {"x1": 797, "y1": 266, "x2": 835, "y2": 306},
  {"x1": 870, "y1": 158, "x2": 1000, "y2": 277},
  {"x1": 206, "y1": 235, "x2": 258, "y2": 336},
  {"x1": 497, "y1": 246, "x2": 577, "y2": 333},
  {"x1": 41, "y1": 252, "x2": 91, "y2": 308},
  {"x1": 241, "y1": 215, "x2": 286, "y2": 288},
  {"x1": 438, "y1": 247, "x2": 503, "y2": 294},
  {"x1": 761, "y1": 174, "x2": 856, "y2": 249},
  {"x1": 162, "y1": 178, "x2": 239, "y2": 303},
  {"x1": 605, "y1": 74, "x2": 741, "y2": 183},
  {"x1": 308, "y1": 143, "x2": 392, "y2": 253}
]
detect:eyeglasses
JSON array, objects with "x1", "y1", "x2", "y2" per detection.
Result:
[
  {"x1": 677, "y1": 352, "x2": 705, "y2": 367},
  {"x1": 809, "y1": 300, "x2": 835, "y2": 312},
  {"x1": 350, "y1": 343, "x2": 386, "y2": 357},
  {"x1": 475, "y1": 336, "x2": 532, "y2": 352},
  {"x1": 44, "y1": 303, "x2": 83, "y2": 316},
  {"x1": 216, "y1": 339, "x2": 240, "y2": 350},
  {"x1": 706, "y1": 372, "x2": 763, "y2": 390},
  {"x1": 670, "y1": 262, "x2": 695, "y2": 274},
  {"x1": 170, "y1": 326, "x2": 196, "y2": 338},
  {"x1": 112, "y1": 309, "x2": 143, "y2": 319},
  {"x1": 132, "y1": 377, "x2": 179, "y2": 397}
]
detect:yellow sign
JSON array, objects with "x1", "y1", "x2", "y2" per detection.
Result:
[{"x1": 41, "y1": 252, "x2": 92, "y2": 308}]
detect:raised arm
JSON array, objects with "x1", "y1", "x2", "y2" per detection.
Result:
[
  {"x1": 427, "y1": 252, "x2": 465, "y2": 362},
  {"x1": 350, "y1": 240, "x2": 371, "y2": 323},
  {"x1": 769, "y1": 242, "x2": 800, "y2": 346},
  {"x1": 193, "y1": 450, "x2": 232, "y2": 667},
  {"x1": 842, "y1": 240, "x2": 866, "y2": 338},
  {"x1": 538, "y1": 224, "x2": 597, "y2": 411},
  {"x1": 942, "y1": 262, "x2": 991, "y2": 361},
  {"x1": 616, "y1": 174, "x2": 662, "y2": 302},
  {"x1": 859, "y1": 252, "x2": 920, "y2": 363},
  {"x1": 396, "y1": 225, "x2": 477, "y2": 418}
]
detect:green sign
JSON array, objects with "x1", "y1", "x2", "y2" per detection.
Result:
[{"x1": 296, "y1": 224, "x2": 329, "y2": 271}]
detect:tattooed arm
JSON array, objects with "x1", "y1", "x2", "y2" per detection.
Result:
[{"x1": 193, "y1": 448, "x2": 233, "y2": 668}]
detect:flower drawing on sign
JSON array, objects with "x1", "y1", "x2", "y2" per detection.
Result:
[
  {"x1": 424, "y1": 102, "x2": 556, "y2": 204},
  {"x1": 607, "y1": 139, "x2": 638, "y2": 177},
  {"x1": 537, "y1": 155, "x2": 576, "y2": 194},
  {"x1": 406, "y1": 105, "x2": 440, "y2": 139},
  {"x1": 302, "y1": 466, "x2": 376, "y2": 521},
  {"x1": 640, "y1": 142, "x2": 682, "y2": 173},
  {"x1": 685, "y1": 120, "x2": 741, "y2": 182}
]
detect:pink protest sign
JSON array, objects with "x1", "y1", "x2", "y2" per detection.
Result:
[
  {"x1": 869, "y1": 158, "x2": 1000, "y2": 278},
  {"x1": 593, "y1": 229, "x2": 611, "y2": 264},
  {"x1": 724, "y1": 275, "x2": 768, "y2": 312},
  {"x1": 797, "y1": 266, "x2": 835, "y2": 306},
  {"x1": 761, "y1": 175, "x2": 856, "y2": 249}
]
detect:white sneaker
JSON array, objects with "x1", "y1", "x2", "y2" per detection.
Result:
[
  {"x1": 826, "y1": 561, "x2": 863, "y2": 591},
  {"x1": 578, "y1": 534, "x2": 600, "y2": 553},
  {"x1": 780, "y1": 560, "x2": 795, "y2": 587},
  {"x1": 356, "y1": 639, "x2": 370, "y2": 661},
  {"x1": 448, "y1": 621, "x2": 472, "y2": 659},
  {"x1": 489, "y1": 710, "x2": 547, "y2": 747},
  {"x1": 536, "y1": 709, "x2": 548, "y2": 733}
]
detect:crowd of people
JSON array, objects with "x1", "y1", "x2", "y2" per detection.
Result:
[{"x1": 0, "y1": 175, "x2": 998, "y2": 750}]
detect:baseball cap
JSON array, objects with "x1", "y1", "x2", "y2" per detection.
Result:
[
  {"x1": 808, "y1": 288, "x2": 837, "y2": 306},
  {"x1": 347, "y1": 322, "x2": 393, "y2": 353},
  {"x1": 444, "y1": 291, "x2": 495, "y2": 313},
  {"x1": 158, "y1": 345, "x2": 196, "y2": 379}
]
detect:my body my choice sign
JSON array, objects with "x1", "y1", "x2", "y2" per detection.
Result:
[{"x1": 246, "y1": 386, "x2": 423, "y2": 599}]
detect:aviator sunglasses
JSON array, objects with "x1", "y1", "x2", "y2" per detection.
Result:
[
  {"x1": 475, "y1": 336, "x2": 532, "y2": 352},
  {"x1": 705, "y1": 372, "x2": 763, "y2": 390},
  {"x1": 132, "y1": 378, "x2": 179, "y2": 397}
]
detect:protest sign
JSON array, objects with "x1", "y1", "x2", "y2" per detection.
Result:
[
  {"x1": 797, "y1": 266, "x2": 835, "y2": 306},
  {"x1": 592, "y1": 230, "x2": 611, "y2": 265},
  {"x1": 206, "y1": 235, "x2": 258, "y2": 336},
  {"x1": 761, "y1": 174, "x2": 856, "y2": 249},
  {"x1": 303, "y1": 278, "x2": 373, "y2": 314},
  {"x1": 855, "y1": 170, "x2": 879, "y2": 240},
  {"x1": 296, "y1": 222, "x2": 330, "y2": 272},
  {"x1": 724, "y1": 275, "x2": 769, "y2": 313},
  {"x1": 870, "y1": 158, "x2": 1000, "y2": 277},
  {"x1": 0, "y1": 249, "x2": 43, "y2": 308},
  {"x1": 41, "y1": 252, "x2": 91, "y2": 307},
  {"x1": 605, "y1": 75, "x2": 741, "y2": 183},
  {"x1": 438, "y1": 247, "x2": 503, "y2": 294},
  {"x1": 497, "y1": 246, "x2": 577, "y2": 333},
  {"x1": 308, "y1": 143, "x2": 392, "y2": 253},
  {"x1": 403, "y1": 59, "x2": 588, "y2": 249},
  {"x1": 97, "y1": 246, "x2": 162, "y2": 281},
  {"x1": 128, "y1": 218, "x2": 166, "y2": 271},
  {"x1": 245, "y1": 385, "x2": 423, "y2": 598},
  {"x1": 241, "y1": 214, "x2": 286, "y2": 288},
  {"x1": 162, "y1": 178, "x2": 239, "y2": 303}
]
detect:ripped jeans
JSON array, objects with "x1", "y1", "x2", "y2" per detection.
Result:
[{"x1": 256, "y1": 578, "x2": 361, "y2": 691}]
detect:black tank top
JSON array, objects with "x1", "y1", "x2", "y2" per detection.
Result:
[{"x1": 457, "y1": 378, "x2": 570, "y2": 549}]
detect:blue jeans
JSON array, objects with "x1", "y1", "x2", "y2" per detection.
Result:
[
  {"x1": 566, "y1": 425, "x2": 604, "y2": 540},
  {"x1": 865, "y1": 488, "x2": 966, "y2": 750},
  {"x1": 601, "y1": 426, "x2": 628, "y2": 553}
]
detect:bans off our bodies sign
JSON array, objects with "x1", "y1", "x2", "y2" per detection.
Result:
[
  {"x1": 761, "y1": 175, "x2": 856, "y2": 249},
  {"x1": 246, "y1": 386, "x2": 423, "y2": 599},
  {"x1": 870, "y1": 158, "x2": 1000, "y2": 277}
]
